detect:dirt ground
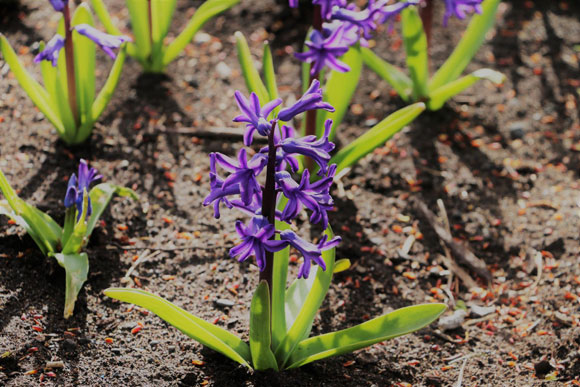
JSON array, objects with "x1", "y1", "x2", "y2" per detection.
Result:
[{"x1": 1, "y1": 0, "x2": 580, "y2": 385}]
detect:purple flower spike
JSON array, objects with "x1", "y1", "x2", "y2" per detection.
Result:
[
  {"x1": 331, "y1": 4, "x2": 377, "y2": 38},
  {"x1": 280, "y1": 230, "x2": 341, "y2": 279},
  {"x1": 278, "y1": 80, "x2": 335, "y2": 122},
  {"x1": 49, "y1": 0, "x2": 67, "y2": 12},
  {"x1": 230, "y1": 216, "x2": 289, "y2": 271},
  {"x1": 443, "y1": 0, "x2": 483, "y2": 26},
  {"x1": 314, "y1": 0, "x2": 347, "y2": 20},
  {"x1": 295, "y1": 27, "x2": 351, "y2": 75},
  {"x1": 233, "y1": 91, "x2": 282, "y2": 145},
  {"x1": 279, "y1": 119, "x2": 335, "y2": 176},
  {"x1": 34, "y1": 34, "x2": 65, "y2": 67},
  {"x1": 371, "y1": 0, "x2": 418, "y2": 27},
  {"x1": 74, "y1": 24, "x2": 130, "y2": 59},
  {"x1": 64, "y1": 159, "x2": 102, "y2": 219},
  {"x1": 288, "y1": 0, "x2": 298, "y2": 7}
]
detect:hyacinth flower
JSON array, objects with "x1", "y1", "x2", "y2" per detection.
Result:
[
  {"x1": 236, "y1": 32, "x2": 426, "y2": 174},
  {"x1": 362, "y1": 0, "x2": 505, "y2": 110},
  {"x1": 0, "y1": 1, "x2": 129, "y2": 145},
  {"x1": 104, "y1": 84, "x2": 445, "y2": 371},
  {"x1": 90, "y1": 0, "x2": 239, "y2": 73},
  {"x1": 0, "y1": 160, "x2": 137, "y2": 318}
]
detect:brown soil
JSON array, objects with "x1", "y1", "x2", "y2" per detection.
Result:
[{"x1": 1, "y1": 0, "x2": 580, "y2": 386}]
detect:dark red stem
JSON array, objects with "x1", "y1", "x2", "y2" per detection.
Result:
[
  {"x1": 258, "y1": 122, "x2": 278, "y2": 292},
  {"x1": 419, "y1": 0, "x2": 433, "y2": 52},
  {"x1": 63, "y1": 3, "x2": 79, "y2": 126}
]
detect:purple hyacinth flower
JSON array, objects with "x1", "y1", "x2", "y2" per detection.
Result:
[
  {"x1": 230, "y1": 216, "x2": 289, "y2": 271},
  {"x1": 278, "y1": 80, "x2": 335, "y2": 122},
  {"x1": 280, "y1": 230, "x2": 341, "y2": 279},
  {"x1": 295, "y1": 26, "x2": 351, "y2": 75},
  {"x1": 276, "y1": 168, "x2": 335, "y2": 228},
  {"x1": 443, "y1": 0, "x2": 483, "y2": 26},
  {"x1": 64, "y1": 159, "x2": 102, "y2": 219},
  {"x1": 314, "y1": 0, "x2": 347, "y2": 20},
  {"x1": 203, "y1": 154, "x2": 239, "y2": 218},
  {"x1": 213, "y1": 149, "x2": 266, "y2": 206},
  {"x1": 34, "y1": 34, "x2": 65, "y2": 67},
  {"x1": 74, "y1": 24, "x2": 130, "y2": 59},
  {"x1": 279, "y1": 119, "x2": 335, "y2": 176},
  {"x1": 331, "y1": 3, "x2": 377, "y2": 39},
  {"x1": 370, "y1": 0, "x2": 418, "y2": 27},
  {"x1": 233, "y1": 91, "x2": 282, "y2": 145},
  {"x1": 49, "y1": 0, "x2": 67, "y2": 12},
  {"x1": 289, "y1": 0, "x2": 298, "y2": 7}
]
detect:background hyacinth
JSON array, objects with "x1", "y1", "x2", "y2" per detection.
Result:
[
  {"x1": 291, "y1": 0, "x2": 483, "y2": 74},
  {"x1": 204, "y1": 80, "x2": 341, "y2": 279}
]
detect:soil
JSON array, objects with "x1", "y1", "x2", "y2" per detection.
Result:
[{"x1": 1, "y1": 0, "x2": 580, "y2": 386}]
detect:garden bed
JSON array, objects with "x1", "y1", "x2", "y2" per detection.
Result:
[{"x1": 1, "y1": 0, "x2": 580, "y2": 385}]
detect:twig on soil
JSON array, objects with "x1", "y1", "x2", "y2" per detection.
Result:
[
  {"x1": 107, "y1": 244, "x2": 221, "y2": 252},
  {"x1": 464, "y1": 313, "x2": 498, "y2": 326},
  {"x1": 415, "y1": 199, "x2": 492, "y2": 284},
  {"x1": 123, "y1": 249, "x2": 162, "y2": 280},
  {"x1": 454, "y1": 357, "x2": 468, "y2": 387},
  {"x1": 438, "y1": 254, "x2": 479, "y2": 290}
]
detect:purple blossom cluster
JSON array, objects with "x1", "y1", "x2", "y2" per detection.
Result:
[
  {"x1": 291, "y1": 0, "x2": 483, "y2": 74},
  {"x1": 64, "y1": 159, "x2": 101, "y2": 219},
  {"x1": 204, "y1": 81, "x2": 341, "y2": 279}
]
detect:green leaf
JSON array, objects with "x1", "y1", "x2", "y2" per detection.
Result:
[
  {"x1": 262, "y1": 42, "x2": 279, "y2": 104},
  {"x1": 284, "y1": 270, "x2": 317, "y2": 341},
  {"x1": 77, "y1": 45, "x2": 127, "y2": 143},
  {"x1": 126, "y1": 0, "x2": 152, "y2": 62},
  {"x1": 53, "y1": 253, "x2": 89, "y2": 319},
  {"x1": 0, "y1": 170, "x2": 62, "y2": 255},
  {"x1": 163, "y1": 0, "x2": 239, "y2": 67},
  {"x1": 271, "y1": 212, "x2": 290, "y2": 351},
  {"x1": 86, "y1": 182, "x2": 138, "y2": 239},
  {"x1": 249, "y1": 281, "x2": 279, "y2": 371},
  {"x1": 333, "y1": 258, "x2": 350, "y2": 274},
  {"x1": 330, "y1": 103, "x2": 425, "y2": 173},
  {"x1": 427, "y1": 68, "x2": 505, "y2": 110},
  {"x1": 61, "y1": 191, "x2": 89, "y2": 255},
  {"x1": 360, "y1": 47, "x2": 412, "y2": 102},
  {"x1": 235, "y1": 31, "x2": 269, "y2": 102},
  {"x1": 151, "y1": 0, "x2": 177, "y2": 53},
  {"x1": 401, "y1": 6, "x2": 429, "y2": 100},
  {"x1": 429, "y1": 0, "x2": 502, "y2": 91},
  {"x1": 286, "y1": 303, "x2": 446, "y2": 369},
  {"x1": 39, "y1": 42, "x2": 59, "y2": 113},
  {"x1": 0, "y1": 34, "x2": 65, "y2": 137},
  {"x1": 316, "y1": 46, "x2": 362, "y2": 140},
  {"x1": 104, "y1": 288, "x2": 252, "y2": 367},
  {"x1": 275, "y1": 227, "x2": 336, "y2": 367},
  {"x1": 72, "y1": 4, "x2": 96, "y2": 131}
]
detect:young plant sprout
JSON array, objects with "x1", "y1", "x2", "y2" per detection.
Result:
[
  {"x1": 361, "y1": 0, "x2": 505, "y2": 110},
  {"x1": 0, "y1": 1, "x2": 129, "y2": 145},
  {"x1": 235, "y1": 33, "x2": 425, "y2": 175},
  {"x1": 90, "y1": 0, "x2": 239, "y2": 73},
  {"x1": 104, "y1": 83, "x2": 445, "y2": 371},
  {"x1": 0, "y1": 160, "x2": 137, "y2": 318}
]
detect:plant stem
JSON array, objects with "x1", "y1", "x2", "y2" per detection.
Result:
[
  {"x1": 63, "y1": 3, "x2": 79, "y2": 127},
  {"x1": 259, "y1": 121, "x2": 278, "y2": 293},
  {"x1": 419, "y1": 0, "x2": 433, "y2": 51},
  {"x1": 304, "y1": 4, "x2": 323, "y2": 170}
]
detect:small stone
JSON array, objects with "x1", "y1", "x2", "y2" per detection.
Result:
[
  {"x1": 469, "y1": 304, "x2": 496, "y2": 318},
  {"x1": 168, "y1": 346, "x2": 176, "y2": 353},
  {"x1": 438, "y1": 309, "x2": 467, "y2": 331},
  {"x1": 194, "y1": 32, "x2": 211, "y2": 43},
  {"x1": 215, "y1": 299, "x2": 235, "y2": 307},
  {"x1": 356, "y1": 351, "x2": 378, "y2": 364},
  {"x1": 508, "y1": 121, "x2": 528, "y2": 139},
  {"x1": 534, "y1": 360, "x2": 553, "y2": 377},
  {"x1": 149, "y1": 340, "x2": 160, "y2": 347},
  {"x1": 364, "y1": 118, "x2": 378, "y2": 127},
  {"x1": 111, "y1": 348, "x2": 122, "y2": 355},
  {"x1": 216, "y1": 62, "x2": 232, "y2": 80}
]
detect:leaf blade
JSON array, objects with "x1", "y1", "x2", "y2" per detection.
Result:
[
  {"x1": 360, "y1": 46, "x2": 411, "y2": 102},
  {"x1": 86, "y1": 182, "x2": 138, "y2": 239},
  {"x1": 54, "y1": 253, "x2": 89, "y2": 319},
  {"x1": 286, "y1": 303, "x2": 446, "y2": 369},
  {"x1": 401, "y1": 6, "x2": 429, "y2": 100},
  {"x1": 235, "y1": 31, "x2": 269, "y2": 102},
  {"x1": 249, "y1": 281, "x2": 279, "y2": 370}
]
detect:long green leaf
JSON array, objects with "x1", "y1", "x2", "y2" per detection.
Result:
[
  {"x1": 77, "y1": 45, "x2": 127, "y2": 143},
  {"x1": 151, "y1": 0, "x2": 177, "y2": 57},
  {"x1": 0, "y1": 170, "x2": 62, "y2": 255},
  {"x1": 331, "y1": 103, "x2": 425, "y2": 173},
  {"x1": 427, "y1": 68, "x2": 505, "y2": 110},
  {"x1": 286, "y1": 303, "x2": 446, "y2": 369},
  {"x1": 262, "y1": 42, "x2": 279, "y2": 103},
  {"x1": 360, "y1": 47, "x2": 412, "y2": 102},
  {"x1": 249, "y1": 281, "x2": 279, "y2": 370},
  {"x1": 429, "y1": 0, "x2": 501, "y2": 91},
  {"x1": 72, "y1": 4, "x2": 96, "y2": 131},
  {"x1": 53, "y1": 253, "x2": 89, "y2": 319},
  {"x1": 62, "y1": 192, "x2": 89, "y2": 255},
  {"x1": 271, "y1": 213, "x2": 290, "y2": 351},
  {"x1": 104, "y1": 288, "x2": 251, "y2": 367},
  {"x1": 401, "y1": 6, "x2": 429, "y2": 100},
  {"x1": 126, "y1": 0, "x2": 152, "y2": 62},
  {"x1": 0, "y1": 34, "x2": 65, "y2": 136},
  {"x1": 284, "y1": 270, "x2": 317, "y2": 341},
  {"x1": 275, "y1": 227, "x2": 336, "y2": 367},
  {"x1": 235, "y1": 31, "x2": 269, "y2": 102},
  {"x1": 39, "y1": 42, "x2": 59, "y2": 113},
  {"x1": 86, "y1": 182, "x2": 138, "y2": 239},
  {"x1": 316, "y1": 46, "x2": 362, "y2": 140},
  {"x1": 163, "y1": 0, "x2": 239, "y2": 67}
]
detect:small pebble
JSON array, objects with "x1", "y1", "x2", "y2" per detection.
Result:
[{"x1": 215, "y1": 299, "x2": 235, "y2": 307}]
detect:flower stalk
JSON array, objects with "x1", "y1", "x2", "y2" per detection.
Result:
[{"x1": 63, "y1": 2, "x2": 79, "y2": 126}]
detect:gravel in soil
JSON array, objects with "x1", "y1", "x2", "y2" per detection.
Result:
[{"x1": 1, "y1": 0, "x2": 580, "y2": 386}]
